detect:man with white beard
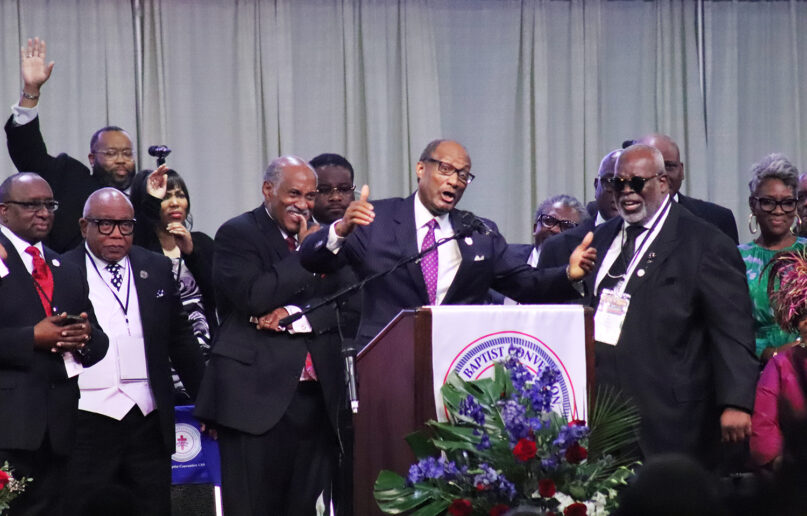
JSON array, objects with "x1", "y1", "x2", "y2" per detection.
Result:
[{"x1": 582, "y1": 144, "x2": 759, "y2": 470}]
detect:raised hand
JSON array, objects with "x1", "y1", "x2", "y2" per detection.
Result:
[
  {"x1": 567, "y1": 231, "x2": 597, "y2": 281},
  {"x1": 147, "y1": 164, "x2": 170, "y2": 199},
  {"x1": 20, "y1": 37, "x2": 55, "y2": 105},
  {"x1": 334, "y1": 184, "x2": 374, "y2": 237}
]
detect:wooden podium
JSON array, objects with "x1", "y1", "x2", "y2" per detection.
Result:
[{"x1": 352, "y1": 306, "x2": 593, "y2": 516}]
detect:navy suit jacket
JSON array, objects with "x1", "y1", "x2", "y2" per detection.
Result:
[
  {"x1": 584, "y1": 202, "x2": 758, "y2": 464},
  {"x1": 0, "y1": 233, "x2": 108, "y2": 455},
  {"x1": 62, "y1": 245, "x2": 204, "y2": 453},
  {"x1": 299, "y1": 194, "x2": 580, "y2": 346},
  {"x1": 194, "y1": 206, "x2": 348, "y2": 435},
  {"x1": 5, "y1": 116, "x2": 105, "y2": 253}
]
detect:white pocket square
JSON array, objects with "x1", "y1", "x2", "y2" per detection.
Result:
[{"x1": 474, "y1": 255, "x2": 485, "y2": 262}]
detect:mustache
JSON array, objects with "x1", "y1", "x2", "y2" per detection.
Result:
[{"x1": 286, "y1": 206, "x2": 310, "y2": 218}]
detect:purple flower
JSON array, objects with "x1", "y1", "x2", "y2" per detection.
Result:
[
  {"x1": 499, "y1": 398, "x2": 530, "y2": 443},
  {"x1": 459, "y1": 394, "x2": 486, "y2": 426},
  {"x1": 406, "y1": 456, "x2": 461, "y2": 485},
  {"x1": 553, "y1": 422, "x2": 590, "y2": 449},
  {"x1": 476, "y1": 431, "x2": 491, "y2": 451}
]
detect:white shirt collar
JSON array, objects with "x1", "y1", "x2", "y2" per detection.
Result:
[
  {"x1": 0, "y1": 225, "x2": 44, "y2": 260},
  {"x1": 414, "y1": 194, "x2": 451, "y2": 231},
  {"x1": 264, "y1": 205, "x2": 294, "y2": 243},
  {"x1": 84, "y1": 242, "x2": 130, "y2": 272}
]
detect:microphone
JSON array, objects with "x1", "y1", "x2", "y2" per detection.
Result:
[
  {"x1": 458, "y1": 209, "x2": 493, "y2": 236},
  {"x1": 147, "y1": 145, "x2": 172, "y2": 166},
  {"x1": 343, "y1": 340, "x2": 359, "y2": 413}
]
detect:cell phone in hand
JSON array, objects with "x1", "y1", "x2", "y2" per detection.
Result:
[{"x1": 56, "y1": 314, "x2": 84, "y2": 326}]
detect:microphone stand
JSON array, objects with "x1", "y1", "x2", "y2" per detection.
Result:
[{"x1": 278, "y1": 223, "x2": 476, "y2": 413}]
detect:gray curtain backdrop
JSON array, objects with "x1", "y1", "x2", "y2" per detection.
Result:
[{"x1": 1, "y1": 0, "x2": 805, "y2": 244}]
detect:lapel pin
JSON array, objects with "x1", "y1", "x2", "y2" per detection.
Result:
[
  {"x1": 140, "y1": 270, "x2": 149, "y2": 279},
  {"x1": 51, "y1": 259, "x2": 60, "y2": 267},
  {"x1": 637, "y1": 269, "x2": 646, "y2": 277},
  {"x1": 156, "y1": 289, "x2": 164, "y2": 298},
  {"x1": 648, "y1": 252, "x2": 656, "y2": 259},
  {"x1": 464, "y1": 236, "x2": 474, "y2": 246}
]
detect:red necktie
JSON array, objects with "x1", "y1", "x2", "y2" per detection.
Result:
[
  {"x1": 285, "y1": 234, "x2": 316, "y2": 380},
  {"x1": 26, "y1": 246, "x2": 53, "y2": 316},
  {"x1": 286, "y1": 236, "x2": 297, "y2": 252}
]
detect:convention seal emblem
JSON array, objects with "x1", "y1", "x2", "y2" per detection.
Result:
[
  {"x1": 172, "y1": 423, "x2": 203, "y2": 463},
  {"x1": 443, "y1": 331, "x2": 577, "y2": 419}
]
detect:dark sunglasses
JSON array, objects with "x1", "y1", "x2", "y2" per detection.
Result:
[
  {"x1": 752, "y1": 197, "x2": 797, "y2": 214},
  {"x1": 537, "y1": 214, "x2": 578, "y2": 231},
  {"x1": 605, "y1": 173, "x2": 663, "y2": 194}
]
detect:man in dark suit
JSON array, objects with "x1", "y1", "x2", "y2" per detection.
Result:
[
  {"x1": 585, "y1": 144, "x2": 758, "y2": 467},
  {"x1": 0, "y1": 173, "x2": 108, "y2": 516},
  {"x1": 194, "y1": 156, "x2": 348, "y2": 515},
  {"x1": 538, "y1": 149, "x2": 621, "y2": 269},
  {"x1": 60, "y1": 188, "x2": 205, "y2": 516},
  {"x1": 299, "y1": 139, "x2": 597, "y2": 347},
  {"x1": 635, "y1": 133, "x2": 739, "y2": 244},
  {"x1": 5, "y1": 38, "x2": 136, "y2": 253}
]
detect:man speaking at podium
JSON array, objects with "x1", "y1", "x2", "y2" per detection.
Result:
[{"x1": 300, "y1": 139, "x2": 597, "y2": 348}]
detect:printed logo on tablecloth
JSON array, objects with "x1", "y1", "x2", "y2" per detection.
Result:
[
  {"x1": 172, "y1": 423, "x2": 203, "y2": 463},
  {"x1": 443, "y1": 331, "x2": 577, "y2": 420}
]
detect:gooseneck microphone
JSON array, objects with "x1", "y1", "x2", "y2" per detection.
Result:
[{"x1": 147, "y1": 145, "x2": 172, "y2": 166}]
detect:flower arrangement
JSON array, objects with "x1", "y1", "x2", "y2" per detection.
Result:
[
  {"x1": 0, "y1": 462, "x2": 31, "y2": 514},
  {"x1": 374, "y1": 350, "x2": 640, "y2": 515}
]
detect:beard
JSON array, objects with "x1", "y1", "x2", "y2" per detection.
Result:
[
  {"x1": 92, "y1": 162, "x2": 135, "y2": 191},
  {"x1": 618, "y1": 203, "x2": 647, "y2": 224}
]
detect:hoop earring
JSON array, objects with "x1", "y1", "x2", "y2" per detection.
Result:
[
  {"x1": 748, "y1": 213, "x2": 758, "y2": 235},
  {"x1": 792, "y1": 214, "x2": 802, "y2": 236}
]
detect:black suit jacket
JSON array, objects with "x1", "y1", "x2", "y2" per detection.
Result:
[
  {"x1": 585, "y1": 202, "x2": 759, "y2": 462},
  {"x1": 678, "y1": 194, "x2": 739, "y2": 245},
  {"x1": 62, "y1": 245, "x2": 205, "y2": 453},
  {"x1": 300, "y1": 194, "x2": 580, "y2": 346},
  {"x1": 0, "y1": 234, "x2": 108, "y2": 455},
  {"x1": 194, "y1": 206, "x2": 347, "y2": 435},
  {"x1": 5, "y1": 115, "x2": 104, "y2": 253},
  {"x1": 537, "y1": 218, "x2": 597, "y2": 270}
]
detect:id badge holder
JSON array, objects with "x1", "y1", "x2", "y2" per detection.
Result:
[
  {"x1": 594, "y1": 287, "x2": 631, "y2": 346},
  {"x1": 117, "y1": 335, "x2": 149, "y2": 381}
]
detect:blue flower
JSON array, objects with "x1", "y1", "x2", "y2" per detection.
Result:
[
  {"x1": 553, "y1": 422, "x2": 590, "y2": 449},
  {"x1": 476, "y1": 432, "x2": 491, "y2": 451},
  {"x1": 406, "y1": 456, "x2": 462, "y2": 485},
  {"x1": 499, "y1": 398, "x2": 530, "y2": 443},
  {"x1": 459, "y1": 394, "x2": 486, "y2": 426}
]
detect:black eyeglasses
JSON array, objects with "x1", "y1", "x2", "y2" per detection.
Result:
[
  {"x1": 4, "y1": 200, "x2": 60, "y2": 212},
  {"x1": 86, "y1": 218, "x2": 137, "y2": 235},
  {"x1": 753, "y1": 197, "x2": 797, "y2": 213},
  {"x1": 605, "y1": 173, "x2": 663, "y2": 194},
  {"x1": 537, "y1": 214, "x2": 578, "y2": 231},
  {"x1": 316, "y1": 184, "x2": 356, "y2": 196},
  {"x1": 424, "y1": 158, "x2": 475, "y2": 185}
]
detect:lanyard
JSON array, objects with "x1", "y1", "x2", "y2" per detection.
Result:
[
  {"x1": 87, "y1": 251, "x2": 132, "y2": 328},
  {"x1": 616, "y1": 196, "x2": 672, "y2": 294}
]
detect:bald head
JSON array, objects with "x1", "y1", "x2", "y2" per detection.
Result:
[
  {"x1": 636, "y1": 133, "x2": 684, "y2": 194},
  {"x1": 80, "y1": 188, "x2": 135, "y2": 263},
  {"x1": 614, "y1": 144, "x2": 669, "y2": 225}
]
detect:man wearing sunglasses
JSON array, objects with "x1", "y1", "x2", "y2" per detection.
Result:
[
  {"x1": 635, "y1": 134, "x2": 739, "y2": 245},
  {"x1": 584, "y1": 144, "x2": 759, "y2": 470},
  {"x1": 60, "y1": 188, "x2": 205, "y2": 515},
  {"x1": 300, "y1": 139, "x2": 597, "y2": 349},
  {"x1": 5, "y1": 37, "x2": 137, "y2": 254}
]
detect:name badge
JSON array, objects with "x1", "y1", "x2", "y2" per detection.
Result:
[
  {"x1": 117, "y1": 335, "x2": 149, "y2": 381},
  {"x1": 594, "y1": 288, "x2": 631, "y2": 346}
]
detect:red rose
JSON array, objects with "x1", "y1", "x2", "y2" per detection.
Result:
[
  {"x1": 538, "y1": 477, "x2": 556, "y2": 498},
  {"x1": 489, "y1": 504, "x2": 510, "y2": 516},
  {"x1": 476, "y1": 483, "x2": 488, "y2": 491},
  {"x1": 512, "y1": 438, "x2": 537, "y2": 461},
  {"x1": 448, "y1": 498, "x2": 473, "y2": 516},
  {"x1": 0, "y1": 470, "x2": 9, "y2": 489},
  {"x1": 565, "y1": 442, "x2": 588, "y2": 464},
  {"x1": 564, "y1": 502, "x2": 588, "y2": 516}
]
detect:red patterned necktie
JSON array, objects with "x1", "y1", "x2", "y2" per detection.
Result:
[
  {"x1": 26, "y1": 246, "x2": 53, "y2": 316},
  {"x1": 420, "y1": 219, "x2": 438, "y2": 305},
  {"x1": 286, "y1": 235, "x2": 297, "y2": 252}
]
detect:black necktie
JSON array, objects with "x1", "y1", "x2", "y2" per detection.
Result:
[{"x1": 597, "y1": 225, "x2": 647, "y2": 297}]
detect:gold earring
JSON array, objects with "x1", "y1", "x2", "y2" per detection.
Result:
[{"x1": 748, "y1": 213, "x2": 758, "y2": 235}]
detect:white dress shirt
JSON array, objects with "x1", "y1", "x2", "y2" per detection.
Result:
[{"x1": 79, "y1": 246, "x2": 156, "y2": 419}]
